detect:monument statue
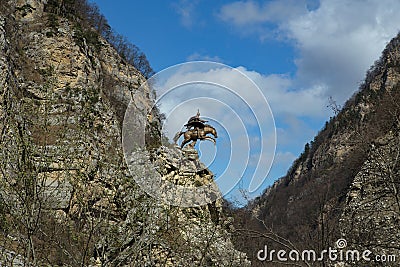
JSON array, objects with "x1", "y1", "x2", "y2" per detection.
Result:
[{"x1": 173, "y1": 110, "x2": 218, "y2": 148}]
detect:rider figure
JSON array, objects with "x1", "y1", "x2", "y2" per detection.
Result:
[{"x1": 184, "y1": 110, "x2": 207, "y2": 137}]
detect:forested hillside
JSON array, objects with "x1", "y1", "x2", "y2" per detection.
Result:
[{"x1": 230, "y1": 33, "x2": 400, "y2": 266}]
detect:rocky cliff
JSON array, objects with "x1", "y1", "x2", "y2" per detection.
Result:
[
  {"x1": 234, "y1": 33, "x2": 400, "y2": 266},
  {"x1": 340, "y1": 131, "x2": 400, "y2": 266},
  {"x1": 0, "y1": 1, "x2": 248, "y2": 266}
]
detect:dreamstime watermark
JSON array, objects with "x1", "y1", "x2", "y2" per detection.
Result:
[
  {"x1": 257, "y1": 239, "x2": 397, "y2": 263},
  {"x1": 122, "y1": 61, "x2": 276, "y2": 207}
]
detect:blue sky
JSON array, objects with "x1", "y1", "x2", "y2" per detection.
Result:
[
  {"x1": 92, "y1": 0, "x2": 299, "y2": 73},
  {"x1": 93, "y1": 0, "x2": 400, "y2": 205}
]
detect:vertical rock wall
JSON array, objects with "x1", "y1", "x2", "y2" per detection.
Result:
[{"x1": 0, "y1": 1, "x2": 249, "y2": 265}]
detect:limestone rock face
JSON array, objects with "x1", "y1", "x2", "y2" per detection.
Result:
[
  {"x1": 339, "y1": 132, "x2": 400, "y2": 266},
  {"x1": 119, "y1": 146, "x2": 250, "y2": 266},
  {"x1": 0, "y1": 1, "x2": 248, "y2": 266},
  {"x1": 0, "y1": 0, "x2": 149, "y2": 216}
]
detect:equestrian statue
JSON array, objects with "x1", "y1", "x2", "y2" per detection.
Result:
[{"x1": 173, "y1": 110, "x2": 218, "y2": 148}]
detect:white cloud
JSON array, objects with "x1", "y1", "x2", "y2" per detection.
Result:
[
  {"x1": 218, "y1": 0, "x2": 400, "y2": 103},
  {"x1": 218, "y1": 0, "x2": 309, "y2": 26},
  {"x1": 172, "y1": 0, "x2": 200, "y2": 28},
  {"x1": 218, "y1": 0, "x2": 312, "y2": 40},
  {"x1": 287, "y1": 0, "x2": 400, "y2": 102},
  {"x1": 187, "y1": 53, "x2": 224, "y2": 63},
  {"x1": 237, "y1": 68, "x2": 328, "y2": 117},
  {"x1": 156, "y1": 64, "x2": 329, "y2": 131}
]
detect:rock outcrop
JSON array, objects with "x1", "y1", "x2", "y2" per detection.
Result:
[
  {"x1": 0, "y1": 1, "x2": 248, "y2": 266},
  {"x1": 340, "y1": 131, "x2": 400, "y2": 266},
  {"x1": 118, "y1": 146, "x2": 250, "y2": 266}
]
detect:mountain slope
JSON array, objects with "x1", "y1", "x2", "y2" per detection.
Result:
[
  {"x1": 232, "y1": 33, "x2": 400, "y2": 266},
  {"x1": 0, "y1": 1, "x2": 249, "y2": 265}
]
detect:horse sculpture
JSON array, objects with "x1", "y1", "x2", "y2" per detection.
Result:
[
  {"x1": 173, "y1": 124, "x2": 218, "y2": 148},
  {"x1": 174, "y1": 110, "x2": 218, "y2": 148}
]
